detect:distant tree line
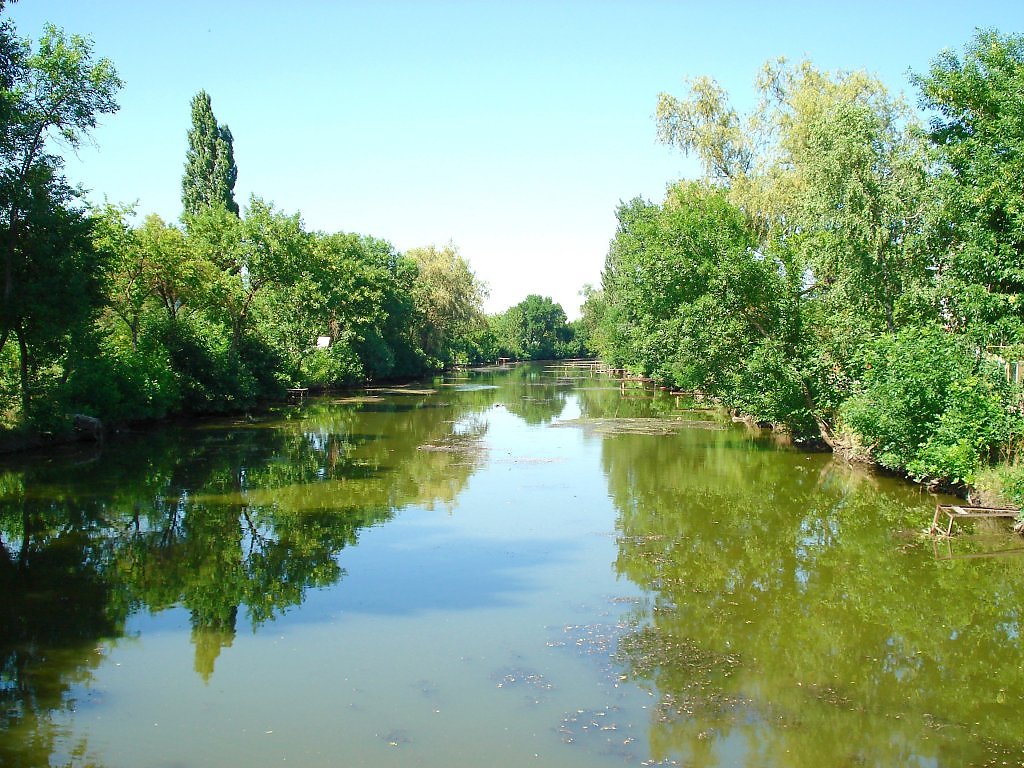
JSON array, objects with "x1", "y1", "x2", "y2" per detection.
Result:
[
  {"x1": 582, "y1": 30, "x2": 1024, "y2": 494},
  {"x1": 0, "y1": 11, "x2": 584, "y2": 438}
]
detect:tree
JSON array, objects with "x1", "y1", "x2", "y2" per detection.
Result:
[
  {"x1": 599, "y1": 183, "x2": 814, "y2": 429},
  {"x1": 181, "y1": 90, "x2": 239, "y2": 218},
  {"x1": 576, "y1": 284, "x2": 607, "y2": 356},
  {"x1": 0, "y1": 22, "x2": 121, "y2": 417},
  {"x1": 407, "y1": 243, "x2": 487, "y2": 367},
  {"x1": 656, "y1": 75, "x2": 752, "y2": 182},
  {"x1": 764, "y1": 60, "x2": 931, "y2": 335},
  {"x1": 656, "y1": 59, "x2": 928, "y2": 281},
  {"x1": 915, "y1": 30, "x2": 1024, "y2": 345},
  {"x1": 91, "y1": 203, "x2": 151, "y2": 351},
  {"x1": 496, "y1": 294, "x2": 574, "y2": 360},
  {"x1": 650, "y1": 59, "x2": 931, "y2": 441},
  {"x1": 188, "y1": 197, "x2": 303, "y2": 354},
  {"x1": 137, "y1": 214, "x2": 200, "y2": 322}
]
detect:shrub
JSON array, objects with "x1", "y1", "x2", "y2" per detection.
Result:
[
  {"x1": 840, "y1": 326, "x2": 1022, "y2": 483},
  {"x1": 298, "y1": 341, "x2": 363, "y2": 387},
  {"x1": 64, "y1": 337, "x2": 181, "y2": 423}
]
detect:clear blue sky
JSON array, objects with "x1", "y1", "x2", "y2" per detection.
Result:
[{"x1": 8, "y1": 1, "x2": 1024, "y2": 318}]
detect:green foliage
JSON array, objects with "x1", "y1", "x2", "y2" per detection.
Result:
[
  {"x1": 182, "y1": 90, "x2": 239, "y2": 217},
  {"x1": 0, "y1": 21, "x2": 121, "y2": 421},
  {"x1": 601, "y1": 47, "x2": 1024, "y2": 467},
  {"x1": 297, "y1": 342, "x2": 363, "y2": 388},
  {"x1": 64, "y1": 331, "x2": 180, "y2": 422},
  {"x1": 458, "y1": 318, "x2": 500, "y2": 365},
  {"x1": 602, "y1": 184, "x2": 764, "y2": 379},
  {"x1": 839, "y1": 327, "x2": 1021, "y2": 483},
  {"x1": 407, "y1": 243, "x2": 488, "y2": 368},
  {"x1": 8, "y1": 11, "x2": 1024, "y2": 503},
  {"x1": 732, "y1": 339, "x2": 818, "y2": 437},
  {"x1": 975, "y1": 461, "x2": 1024, "y2": 508},
  {"x1": 156, "y1": 315, "x2": 256, "y2": 412},
  {"x1": 596, "y1": 182, "x2": 834, "y2": 435},
  {"x1": 575, "y1": 284, "x2": 606, "y2": 357},
  {"x1": 914, "y1": 30, "x2": 1024, "y2": 346},
  {"x1": 491, "y1": 294, "x2": 577, "y2": 361}
]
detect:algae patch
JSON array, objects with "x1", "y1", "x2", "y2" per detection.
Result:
[{"x1": 552, "y1": 417, "x2": 725, "y2": 436}]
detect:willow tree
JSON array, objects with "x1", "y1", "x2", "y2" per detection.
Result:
[
  {"x1": 407, "y1": 243, "x2": 487, "y2": 367},
  {"x1": 649, "y1": 59, "x2": 930, "y2": 441},
  {"x1": 181, "y1": 90, "x2": 239, "y2": 218}
]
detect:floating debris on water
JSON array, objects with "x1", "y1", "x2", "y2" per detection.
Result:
[
  {"x1": 491, "y1": 666, "x2": 554, "y2": 705},
  {"x1": 378, "y1": 729, "x2": 411, "y2": 747},
  {"x1": 365, "y1": 386, "x2": 438, "y2": 396},
  {"x1": 545, "y1": 595, "x2": 752, "y2": 764},
  {"x1": 331, "y1": 395, "x2": 387, "y2": 405},
  {"x1": 417, "y1": 441, "x2": 482, "y2": 453},
  {"x1": 616, "y1": 626, "x2": 748, "y2": 724},
  {"x1": 558, "y1": 706, "x2": 624, "y2": 742},
  {"x1": 417, "y1": 425, "x2": 488, "y2": 456},
  {"x1": 552, "y1": 417, "x2": 725, "y2": 435}
]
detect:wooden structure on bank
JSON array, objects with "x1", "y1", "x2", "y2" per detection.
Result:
[
  {"x1": 984, "y1": 346, "x2": 1024, "y2": 385},
  {"x1": 930, "y1": 504, "x2": 1020, "y2": 537}
]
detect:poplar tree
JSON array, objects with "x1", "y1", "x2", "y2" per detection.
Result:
[{"x1": 181, "y1": 90, "x2": 239, "y2": 217}]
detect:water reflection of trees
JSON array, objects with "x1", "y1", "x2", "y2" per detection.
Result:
[
  {"x1": 493, "y1": 364, "x2": 571, "y2": 424},
  {"x1": 0, "y1": 472, "x2": 117, "y2": 768},
  {"x1": 574, "y1": 375, "x2": 707, "y2": 421},
  {"x1": 0, "y1": 390, "x2": 489, "y2": 766},
  {"x1": 604, "y1": 427, "x2": 1024, "y2": 767}
]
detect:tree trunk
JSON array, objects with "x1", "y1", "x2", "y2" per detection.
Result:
[{"x1": 16, "y1": 325, "x2": 30, "y2": 416}]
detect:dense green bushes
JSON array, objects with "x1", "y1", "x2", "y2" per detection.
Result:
[{"x1": 840, "y1": 328, "x2": 1021, "y2": 483}]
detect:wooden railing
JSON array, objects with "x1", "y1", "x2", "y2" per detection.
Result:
[{"x1": 985, "y1": 346, "x2": 1024, "y2": 385}]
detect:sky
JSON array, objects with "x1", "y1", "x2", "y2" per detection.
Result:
[{"x1": 7, "y1": 1, "x2": 1024, "y2": 318}]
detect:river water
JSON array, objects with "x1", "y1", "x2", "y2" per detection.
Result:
[{"x1": 1, "y1": 363, "x2": 1022, "y2": 767}]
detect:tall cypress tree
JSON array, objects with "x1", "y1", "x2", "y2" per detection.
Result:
[{"x1": 182, "y1": 90, "x2": 239, "y2": 217}]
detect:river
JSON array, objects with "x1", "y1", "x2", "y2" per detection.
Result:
[{"x1": 1, "y1": 362, "x2": 1022, "y2": 767}]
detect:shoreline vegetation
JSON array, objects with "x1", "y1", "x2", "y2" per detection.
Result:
[
  {"x1": 3, "y1": 9, "x2": 1024, "y2": 512},
  {"x1": 577, "y1": 31, "x2": 1024, "y2": 514},
  {"x1": 0, "y1": 12, "x2": 586, "y2": 449}
]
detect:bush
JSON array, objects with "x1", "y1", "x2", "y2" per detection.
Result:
[
  {"x1": 64, "y1": 337, "x2": 181, "y2": 423},
  {"x1": 157, "y1": 317, "x2": 259, "y2": 413},
  {"x1": 236, "y1": 333, "x2": 286, "y2": 399},
  {"x1": 298, "y1": 341, "x2": 363, "y2": 387},
  {"x1": 732, "y1": 340, "x2": 820, "y2": 438},
  {"x1": 840, "y1": 326, "x2": 1022, "y2": 483}
]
